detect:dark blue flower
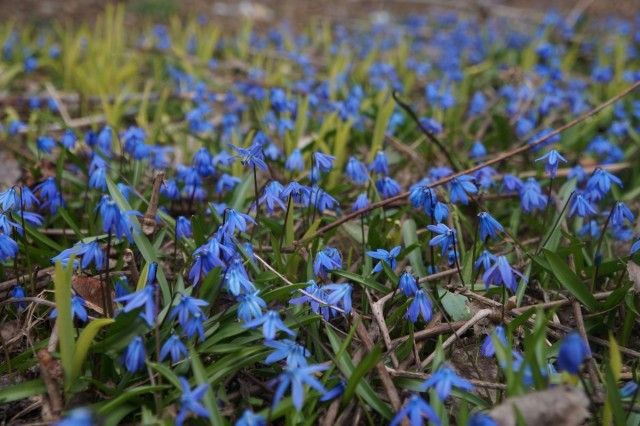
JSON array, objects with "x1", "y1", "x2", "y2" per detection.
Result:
[
  {"x1": 376, "y1": 176, "x2": 401, "y2": 199},
  {"x1": 176, "y1": 377, "x2": 209, "y2": 426},
  {"x1": 183, "y1": 312, "x2": 206, "y2": 341},
  {"x1": 569, "y1": 193, "x2": 598, "y2": 218},
  {"x1": 557, "y1": 331, "x2": 590, "y2": 375},
  {"x1": 406, "y1": 289, "x2": 432, "y2": 323},
  {"x1": 50, "y1": 295, "x2": 88, "y2": 323},
  {"x1": 421, "y1": 364, "x2": 473, "y2": 400},
  {"x1": 77, "y1": 241, "x2": 105, "y2": 270},
  {"x1": 611, "y1": 201, "x2": 634, "y2": 227},
  {"x1": 478, "y1": 212, "x2": 503, "y2": 241},
  {"x1": 313, "y1": 247, "x2": 342, "y2": 279},
  {"x1": 346, "y1": 156, "x2": 369, "y2": 185},
  {"x1": 474, "y1": 250, "x2": 497, "y2": 271},
  {"x1": 123, "y1": 336, "x2": 145, "y2": 373},
  {"x1": 160, "y1": 334, "x2": 188, "y2": 363},
  {"x1": 289, "y1": 281, "x2": 338, "y2": 321},
  {"x1": 282, "y1": 181, "x2": 311, "y2": 204},
  {"x1": 482, "y1": 256, "x2": 525, "y2": 293},
  {"x1": 535, "y1": 149, "x2": 567, "y2": 178},
  {"x1": 480, "y1": 326, "x2": 507, "y2": 357},
  {"x1": 585, "y1": 168, "x2": 623, "y2": 200},
  {"x1": 176, "y1": 216, "x2": 192, "y2": 239},
  {"x1": 427, "y1": 223, "x2": 456, "y2": 256},
  {"x1": 272, "y1": 364, "x2": 328, "y2": 410},
  {"x1": 37, "y1": 136, "x2": 56, "y2": 154},
  {"x1": 390, "y1": 394, "x2": 441, "y2": 426},
  {"x1": 398, "y1": 272, "x2": 418, "y2": 297},
  {"x1": 0, "y1": 234, "x2": 18, "y2": 261},
  {"x1": 9, "y1": 285, "x2": 27, "y2": 310},
  {"x1": 265, "y1": 339, "x2": 310, "y2": 367},
  {"x1": 169, "y1": 293, "x2": 208, "y2": 328},
  {"x1": 448, "y1": 176, "x2": 477, "y2": 205},
  {"x1": 352, "y1": 192, "x2": 370, "y2": 211},
  {"x1": 244, "y1": 310, "x2": 295, "y2": 340},
  {"x1": 231, "y1": 139, "x2": 267, "y2": 171},
  {"x1": 502, "y1": 174, "x2": 523, "y2": 192},
  {"x1": 369, "y1": 151, "x2": 389, "y2": 175},
  {"x1": 115, "y1": 284, "x2": 157, "y2": 327},
  {"x1": 620, "y1": 381, "x2": 639, "y2": 398},
  {"x1": 192, "y1": 148, "x2": 215, "y2": 177},
  {"x1": 367, "y1": 246, "x2": 401, "y2": 274}
]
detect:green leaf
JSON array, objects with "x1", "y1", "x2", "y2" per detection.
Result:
[
  {"x1": 95, "y1": 385, "x2": 169, "y2": 415},
  {"x1": 0, "y1": 379, "x2": 46, "y2": 404},
  {"x1": 71, "y1": 318, "x2": 114, "y2": 384},
  {"x1": 147, "y1": 361, "x2": 182, "y2": 389},
  {"x1": 342, "y1": 345, "x2": 382, "y2": 403},
  {"x1": 543, "y1": 250, "x2": 599, "y2": 311},
  {"x1": 53, "y1": 259, "x2": 75, "y2": 388},
  {"x1": 190, "y1": 347, "x2": 225, "y2": 426},
  {"x1": 402, "y1": 219, "x2": 427, "y2": 277},
  {"x1": 332, "y1": 270, "x2": 388, "y2": 293}
]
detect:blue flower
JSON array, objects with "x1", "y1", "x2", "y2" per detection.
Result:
[
  {"x1": 433, "y1": 202, "x2": 448, "y2": 223},
  {"x1": 169, "y1": 293, "x2": 208, "y2": 328},
  {"x1": 0, "y1": 213, "x2": 21, "y2": 235},
  {"x1": 9, "y1": 285, "x2": 27, "y2": 310},
  {"x1": 502, "y1": 174, "x2": 523, "y2": 192},
  {"x1": 468, "y1": 413, "x2": 497, "y2": 426},
  {"x1": 231, "y1": 139, "x2": 267, "y2": 171},
  {"x1": 89, "y1": 166, "x2": 108, "y2": 191},
  {"x1": 313, "y1": 152, "x2": 335, "y2": 173},
  {"x1": 632, "y1": 238, "x2": 640, "y2": 255},
  {"x1": 235, "y1": 410, "x2": 266, "y2": 426},
  {"x1": 427, "y1": 223, "x2": 456, "y2": 256},
  {"x1": 569, "y1": 193, "x2": 598, "y2": 218},
  {"x1": 469, "y1": 141, "x2": 487, "y2": 159},
  {"x1": 398, "y1": 272, "x2": 418, "y2": 297},
  {"x1": 237, "y1": 290, "x2": 266, "y2": 322},
  {"x1": 285, "y1": 149, "x2": 305, "y2": 172},
  {"x1": 55, "y1": 408, "x2": 94, "y2": 426},
  {"x1": 282, "y1": 181, "x2": 311, "y2": 204},
  {"x1": 320, "y1": 380, "x2": 345, "y2": 402},
  {"x1": 421, "y1": 364, "x2": 473, "y2": 400},
  {"x1": 585, "y1": 168, "x2": 623, "y2": 200},
  {"x1": 306, "y1": 186, "x2": 338, "y2": 213},
  {"x1": 259, "y1": 181, "x2": 286, "y2": 215},
  {"x1": 557, "y1": 331, "x2": 590, "y2": 375},
  {"x1": 183, "y1": 312, "x2": 206, "y2": 341},
  {"x1": 289, "y1": 281, "x2": 338, "y2": 321},
  {"x1": 192, "y1": 148, "x2": 215, "y2": 177},
  {"x1": 483, "y1": 256, "x2": 525, "y2": 293},
  {"x1": 352, "y1": 192, "x2": 370, "y2": 211},
  {"x1": 50, "y1": 295, "x2": 88, "y2": 323},
  {"x1": 265, "y1": 339, "x2": 310, "y2": 367},
  {"x1": 448, "y1": 176, "x2": 477, "y2": 205},
  {"x1": 115, "y1": 284, "x2": 157, "y2": 327},
  {"x1": 376, "y1": 176, "x2": 402, "y2": 199},
  {"x1": 620, "y1": 381, "x2": 639, "y2": 398},
  {"x1": 243, "y1": 310, "x2": 295, "y2": 340},
  {"x1": 77, "y1": 241, "x2": 105, "y2": 270},
  {"x1": 611, "y1": 201, "x2": 634, "y2": 227},
  {"x1": 519, "y1": 178, "x2": 548, "y2": 213},
  {"x1": 390, "y1": 394, "x2": 441, "y2": 426},
  {"x1": 0, "y1": 234, "x2": 18, "y2": 261},
  {"x1": 420, "y1": 117, "x2": 443, "y2": 134},
  {"x1": 160, "y1": 334, "x2": 188, "y2": 363},
  {"x1": 224, "y1": 258, "x2": 255, "y2": 296},
  {"x1": 37, "y1": 136, "x2": 56, "y2": 154},
  {"x1": 224, "y1": 209, "x2": 255, "y2": 234},
  {"x1": 324, "y1": 283, "x2": 352, "y2": 313},
  {"x1": 535, "y1": 149, "x2": 567, "y2": 178},
  {"x1": 215, "y1": 174, "x2": 241, "y2": 194},
  {"x1": 313, "y1": 247, "x2": 342, "y2": 279},
  {"x1": 346, "y1": 156, "x2": 369, "y2": 185},
  {"x1": 478, "y1": 212, "x2": 503, "y2": 241},
  {"x1": 406, "y1": 289, "x2": 432, "y2": 323},
  {"x1": 474, "y1": 250, "x2": 497, "y2": 271},
  {"x1": 367, "y1": 245, "x2": 401, "y2": 274},
  {"x1": 480, "y1": 326, "x2": 507, "y2": 357},
  {"x1": 123, "y1": 336, "x2": 145, "y2": 373},
  {"x1": 176, "y1": 377, "x2": 209, "y2": 426},
  {"x1": 176, "y1": 216, "x2": 192, "y2": 239},
  {"x1": 369, "y1": 151, "x2": 389, "y2": 175},
  {"x1": 272, "y1": 364, "x2": 328, "y2": 410}
]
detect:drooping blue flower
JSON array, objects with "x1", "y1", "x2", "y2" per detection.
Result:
[
  {"x1": 272, "y1": 364, "x2": 328, "y2": 410},
  {"x1": 369, "y1": 151, "x2": 389, "y2": 175},
  {"x1": 427, "y1": 223, "x2": 456, "y2": 256},
  {"x1": 0, "y1": 234, "x2": 19, "y2": 261},
  {"x1": 420, "y1": 364, "x2": 473, "y2": 400},
  {"x1": 259, "y1": 181, "x2": 286, "y2": 215},
  {"x1": 557, "y1": 331, "x2": 590, "y2": 375},
  {"x1": 77, "y1": 240, "x2": 105, "y2": 270},
  {"x1": 0, "y1": 213, "x2": 21, "y2": 235},
  {"x1": 320, "y1": 380, "x2": 345, "y2": 402},
  {"x1": 478, "y1": 212, "x2": 504, "y2": 241},
  {"x1": 535, "y1": 149, "x2": 567, "y2": 178},
  {"x1": 289, "y1": 281, "x2": 337, "y2": 321},
  {"x1": 216, "y1": 174, "x2": 241, "y2": 194},
  {"x1": 169, "y1": 293, "x2": 208, "y2": 328},
  {"x1": 235, "y1": 410, "x2": 266, "y2": 426},
  {"x1": 352, "y1": 192, "x2": 370, "y2": 211},
  {"x1": 398, "y1": 272, "x2": 418, "y2": 297},
  {"x1": 96, "y1": 126, "x2": 113, "y2": 155},
  {"x1": 176, "y1": 216, "x2": 192, "y2": 239},
  {"x1": 469, "y1": 141, "x2": 487, "y2": 159},
  {"x1": 223, "y1": 208, "x2": 256, "y2": 234},
  {"x1": 406, "y1": 289, "x2": 432, "y2": 323},
  {"x1": 183, "y1": 312, "x2": 206, "y2": 341},
  {"x1": 224, "y1": 258, "x2": 256, "y2": 296},
  {"x1": 448, "y1": 175, "x2": 477, "y2": 205},
  {"x1": 420, "y1": 117, "x2": 443, "y2": 134},
  {"x1": 34, "y1": 177, "x2": 64, "y2": 214},
  {"x1": 115, "y1": 284, "x2": 157, "y2": 327},
  {"x1": 519, "y1": 178, "x2": 548, "y2": 213},
  {"x1": 367, "y1": 245, "x2": 401, "y2": 274},
  {"x1": 376, "y1": 176, "x2": 401, "y2": 199},
  {"x1": 231, "y1": 139, "x2": 267, "y2": 171},
  {"x1": 474, "y1": 250, "x2": 497, "y2": 272},
  {"x1": 579, "y1": 220, "x2": 600, "y2": 238},
  {"x1": 160, "y1": 334, "x2": 188, "y2": 363},
  {"x1": 285, "y1": 149, "x2": 305, "y2": 172},
  {"x1": 161, "y1": 179, "x2": 180, "y2": 200},
  {"x1": 36, "y1": 136, "x2": 56, "y2": 154},
  {"x1": 306, "y1": 186, "x2": 338, "y2": 213},
  {"x1": 611, "y1": 201, "x2": 634, "y2": 227},
  {"x1": 313, "y1": 247, "x2": 342, "y2": 279},
  {"x1": 585, "y1": 168, "x2": 623, "y2": 201},
  {"x1": 568, "y1": 165, "x2": 586, "y2": 182},
  {"x1": 482, "y1": 256, "x2": 525, "y2": 293},
  {"x1": 346, "y1": 156, "x2": 369, "y2": 185},
  {"x1": 632, "y1": 238, "x2": 640, "y2": 255},
  {"x1": 502, "y1": 174, "x2": 523, "y2": 192},
  {"x1": 176, "y1": 377, "x2": 209, "y2": 426},
  {"x1": 569, "y1": 193, "x2": 598, "y2": 218},
  {"x1": 620, "y1": 381, "x2": 639, "y2": 398},
  {"x1": 243, "y1": 310, "x2": 295, "y2": 340},
  {"x1": 9, "y1": 285, "x2": 27, "y2": 310},
  {"x1": 265, "y1": 339, "x2": 310, "y2": 367},
  {"x1": 313, "y1": 152, "x2": 335, "y2": 174},
  {"x1": 55, "y1": 408, "x2": 94, "y2": 426},
  {"x1": 50, "y1": 295, "x2": 88, "y2": 323},
  {"x1": 480, "y1": 326, "x2": 507, "y2": 357},
  {"x1": 390, "y1": 394, "x2": 441, "y2": 426},
  {"x1": 237, "y1": 290, "x2": 267, "y2": 322},
  {"x1": 123, "y1": 336, "x2": 145, "y2": 373},
  {"x1": 324, "y1": 283, "x2": 352, "y2": 313}
]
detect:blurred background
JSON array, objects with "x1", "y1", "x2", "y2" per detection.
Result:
[{"x1": 0, "y1": 0, "x2": 636, "y2": 24}]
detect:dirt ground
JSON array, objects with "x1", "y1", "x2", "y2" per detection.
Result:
[{"x1": 0, "y1": 0, "x2": 636, "y2": 25}]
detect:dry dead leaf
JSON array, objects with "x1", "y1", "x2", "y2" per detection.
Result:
[
  {"x1": 72, "y1": 275, "x2": 108, "y2": 314},
  {"x1": 627, "y1": 261, "x2": 640, "y2": 293}
]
